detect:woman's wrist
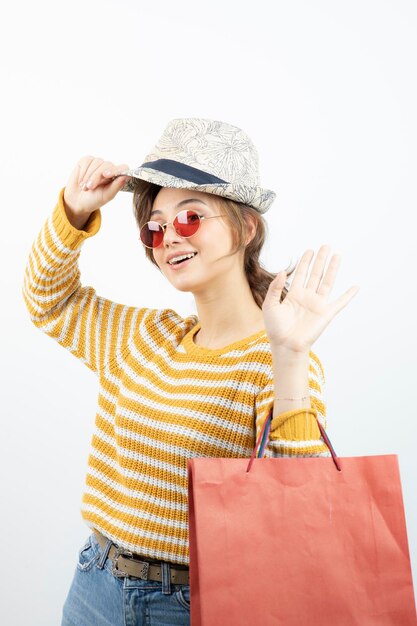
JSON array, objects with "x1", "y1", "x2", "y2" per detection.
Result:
[
  {"x1": 63, "y1": 200, "x2": 92, "y2": 231},
  {"x1": 271, "y1": 345, "x2": 311, "y2": 415},
  {"x1": 270, "y1": 343, "x2": 310, "y2": 362}
]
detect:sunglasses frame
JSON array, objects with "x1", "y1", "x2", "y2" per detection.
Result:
[{"x1": 140, "y1": 208, "x2": 224, "y2": 249}]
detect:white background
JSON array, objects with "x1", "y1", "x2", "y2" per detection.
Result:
[{"x1": 1, "y1": 0, "x2": 416, "y2": 623}]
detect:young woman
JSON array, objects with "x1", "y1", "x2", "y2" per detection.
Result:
[{"x1": 22, "y1": 118, "x2": 359, "y2": 626}]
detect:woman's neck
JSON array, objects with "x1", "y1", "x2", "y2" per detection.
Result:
[{"x1": 192, "y1": 286, "x2": 265, "y2": 350}]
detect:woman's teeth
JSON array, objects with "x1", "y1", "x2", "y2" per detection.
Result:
[{"x1": 168, "y1": 253, "x2": 197, "y2": 265}]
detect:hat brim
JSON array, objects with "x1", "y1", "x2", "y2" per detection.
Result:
[{"x1": 119, "y1": 167, "x2": 276, "y2": 214}]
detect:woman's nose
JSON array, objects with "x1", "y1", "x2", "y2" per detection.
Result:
[{"x1": 163, "y1": 223, "x2": 183, "y2": 246}]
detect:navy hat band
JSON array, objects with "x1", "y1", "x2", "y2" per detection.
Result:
[{"x1": 141, "y1": 159, "x2": 228, "y2": 186}]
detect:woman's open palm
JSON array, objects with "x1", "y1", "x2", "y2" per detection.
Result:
[{"x1": 262, "y1": 245, "x2": 360, "y2": 353}]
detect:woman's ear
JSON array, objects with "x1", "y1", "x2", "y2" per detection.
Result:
[{"x1": 244, "y1": 213, "x2": 257, "y2": 246}]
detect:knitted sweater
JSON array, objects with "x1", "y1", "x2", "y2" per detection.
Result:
[{"x1": 22, "y1": 188, "x2": 330, "y2": 566}]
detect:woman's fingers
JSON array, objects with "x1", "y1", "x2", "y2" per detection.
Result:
[
  {"x1": 65, "y1": 156, "x2": 131, "y2": 215},
  {"x1": 80, "y1": 161, "x2": 130, "y2": 190},
  {"x1": 79, "y1": 158, "x2": 105, "y2": 188},
  {"x1": 76, "y1": 156, "x2": 102, "y2": 186},
  {"x1": 99, "y1": 173, "x2": 130, "y2": 204},
  {"x1": 329, "y1": 285, "x2": 361, "y2": 318},
  {"x1": 305, "y1": 245, "x2": 331, "y2": 291},
  {"x1": 290, "y1": 249, "x2": 315, "y2": 290},
  {"x1": 291, "y1": 245, "x2": 342, "y2": 300},
  {"x1": 316, "y1": 253, "x2": 341, "y2": 299}
]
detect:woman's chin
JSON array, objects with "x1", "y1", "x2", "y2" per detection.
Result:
[
  {"x1": 162, "y1": 272, "x2": 197, "y2": 292},
  {"x1": 168, "y1": 281, "x2": 192, "y2": 292}
]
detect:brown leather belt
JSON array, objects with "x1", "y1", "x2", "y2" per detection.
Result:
[{"x1": 93, "y1": 530, "x2": 189, "y2": 585}]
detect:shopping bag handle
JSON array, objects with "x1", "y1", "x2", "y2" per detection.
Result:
[{"x1": 246, "y1": 408, "x2": 342, "y2": 472}]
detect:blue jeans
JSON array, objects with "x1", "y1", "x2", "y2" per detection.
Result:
[{"x1": 61, "y1": 532, "x2": 190, "y2": 626}]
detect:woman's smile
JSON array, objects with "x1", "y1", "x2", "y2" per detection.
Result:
[{"x1": 167, "y1": 252, "x2": 198, "y2": 270}]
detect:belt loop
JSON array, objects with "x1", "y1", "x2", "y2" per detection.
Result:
[
  {"x1": 161, "y1": 562, "x2": 171, "y2": 595},
  {"x1": 96, "y1": 536, "x2": 113, "y2": 570}
]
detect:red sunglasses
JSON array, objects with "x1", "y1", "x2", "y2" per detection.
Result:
[{"x1": 140, "y1": 209, "x2": 224, "y2": 249}]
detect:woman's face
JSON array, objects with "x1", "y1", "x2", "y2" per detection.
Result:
[{"x1": 149, "y1": 187, "x2": 243, "y2": 295}]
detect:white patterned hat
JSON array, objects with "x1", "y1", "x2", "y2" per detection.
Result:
[{"x1": 120, "y1": 118, "x2": 276, "y2": 213}]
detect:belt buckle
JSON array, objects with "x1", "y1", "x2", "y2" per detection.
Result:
[
  {"x1": 111, "y1": 546, "x2": 150, "y2": 580},
  {"x1": 111, "y1": 546, "x2": 133, "y2": 578}
]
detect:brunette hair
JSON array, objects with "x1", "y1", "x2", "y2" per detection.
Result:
[{"x1": 132, "y1": 181, "x2": 295, "y2": 307}]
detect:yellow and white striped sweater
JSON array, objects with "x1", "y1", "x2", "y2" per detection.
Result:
[{"x1": 22, "y1": 189, "x2": 330, "y2": 565}]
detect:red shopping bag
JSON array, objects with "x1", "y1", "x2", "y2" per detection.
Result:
[{"x1": 187, "y1": 410, "x2": 417, "y2": 625}]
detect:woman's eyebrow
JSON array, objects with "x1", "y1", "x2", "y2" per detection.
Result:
[{"x1": 150, "y1": 198, "x2": 208, "y2": 218}]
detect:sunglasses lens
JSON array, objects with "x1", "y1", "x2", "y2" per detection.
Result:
[
  {"x1": 174, "y1": 210, "x2": 200, "y2": 237},
  {"x1": 140, "y1": 222, "x2": 164, "y2": 248},
  {"x1": 140, "y1": 211, "x2": 201, "y2": 248}
]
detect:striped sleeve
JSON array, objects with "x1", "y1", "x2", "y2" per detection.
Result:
[
  {"x1": 255, "y1": 350, "x2": 331, "y2": 458},
  {"x1": 22, "y1": 188, "x2": 147, "y2": 375}
]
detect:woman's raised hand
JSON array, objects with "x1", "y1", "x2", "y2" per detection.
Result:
[
  {"x1": 63, "y1": 156, "x2": 130, "y2": 224},
  {"x1": 262, "y1": 245, "x2": 360, "y2": 354}
]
